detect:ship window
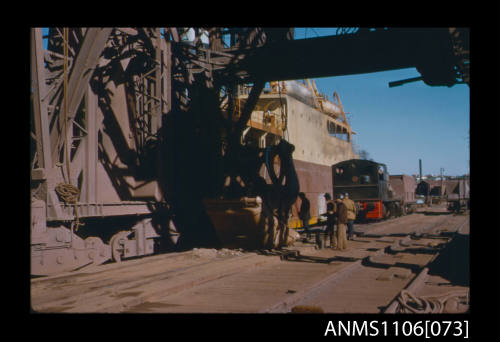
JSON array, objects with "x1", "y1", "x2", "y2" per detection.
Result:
[
  {"x1": 327, "y1": 120, "x2": 349, "y2": 142},
  {"x1": 327, "y1": 121, "x2": 336, "y2": 135}
]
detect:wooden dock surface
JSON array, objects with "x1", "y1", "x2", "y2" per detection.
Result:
[{"x1": 31, "y1": 205, "x2": 469, "y2": 313}]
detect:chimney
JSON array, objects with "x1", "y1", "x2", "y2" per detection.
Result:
[{"x1": 419, "y1": 159, "x2": 422, "y2": 182}]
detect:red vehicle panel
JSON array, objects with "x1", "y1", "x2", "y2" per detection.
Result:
[{"x1": 358, "y1": 200, "x2": 383, "y2": 220}]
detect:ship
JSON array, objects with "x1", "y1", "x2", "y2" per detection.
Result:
[{"x1": 235, "y1": 79, "x2": 359, "y2": 228}]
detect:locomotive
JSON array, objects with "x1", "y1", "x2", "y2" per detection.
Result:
[{"x1": 331, "y1": 159, "x2": 412, "y2": 221}]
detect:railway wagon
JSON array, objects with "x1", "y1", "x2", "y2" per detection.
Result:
[
  {"x1": 389, "y1": 174, "x2": 417, "y2": 214},
  {"x1": 446, "y1": 179, "x2": 470, "y2": 213},
  {"x1": 332, "y1": 159, "x2": 403, "y2": 221}
]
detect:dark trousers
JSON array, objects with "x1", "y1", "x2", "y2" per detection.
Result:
[
  {"x1": 347, "y1": 220, "x2": 354, "y2": 239},
  {"x1": 326, "y1": 224, "x2": 334, "y2": 244},
  {"x1": 302, "y1": 218, "x2": 310, "y2": 236}
]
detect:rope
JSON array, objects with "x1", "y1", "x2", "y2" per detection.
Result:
[
  {"x1": 63, "y1": 28, "x2": 70, "y2": 183},
  {"x1": 277, "y1": 81, "x2": 289, "y2": 141},
  {"x1": 55, "y1": 182, "x2": 83, "y2": 231},
  {"x1": 58, "y1": 28, "x2": 82, "y2": 232},
  {"x1": 396, "y1": 289, "x2": 469, "y2": 313},
  {"x1": 55, "y1": 183, "x2": 80, "y2": 204}
]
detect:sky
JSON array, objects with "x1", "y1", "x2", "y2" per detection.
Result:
[
  {"x1": 293, "y1": 28, "x2": 470, "y2": 177},
  {"x1": 40, "y1": 27, "x2": 470, "y2": 177}
]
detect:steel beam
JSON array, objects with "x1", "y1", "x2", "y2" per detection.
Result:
[
  {"x1": 84, "y1": 85, "x2": 98, "y2": 204},
  {"x1": 234, "y1": 80, "x2": 266, "y2": 138},
  {"x1": 152, "y1": 28, "x2": 162, "y2": 134},
  {"x1": 66, "y1": 27, "x2": 112, "y2": 128},
  {"x1": 53, "y1": 28, "x2": 113, "y2": 166},
  {"x1": 228, "y1": 28, "x2": 459, "y2": 86},
  {"x1": 31, "y1": 28, "x2": 53, "y2": 169},
  {"x1": 162, "y1": 39, "x2": 172, "y2": 114}
]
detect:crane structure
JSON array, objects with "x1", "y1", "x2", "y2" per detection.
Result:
[{"x1": 30, "y1": 27, "x2": 469, "y2": 276}]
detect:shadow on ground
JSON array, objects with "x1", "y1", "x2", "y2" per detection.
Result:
[
  {"x1": 416, "y1": 211, "x2": 452, "y2": 216},
  {"x1": 284, "y1": 254, "x2": 360, "y2": 264},
  {"x1": 255, "y1": 249, "x2": 359, "y2": 264},
  {"x1": 361, "y1": 257, "x2": 422, "y2": 274},
  {"x1": 426, "y1": 232, "x2": 469, "y2": 287}
]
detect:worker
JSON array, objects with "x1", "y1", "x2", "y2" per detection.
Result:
[
  {"x1": 270, "y1": 81, "x2": 279, "y2": 93},
  {"x1": 298, "y1": 192, "x2": 311, "y2": 239},
  {"x1": 180, "y1": 27, "x2": 196, "y2": 45},
  {"x1": 343, "y1": 193, "x2": 357, "y2": 240},
  {"x1": 322, "y1": 193, "x2": 337, "y2": 248},
  {"x1": 336, "y1": 194, "x2": 348, "y2": 250},
  {"x1": 324, "y1": 192, "x2": 334, "y2": 208}
]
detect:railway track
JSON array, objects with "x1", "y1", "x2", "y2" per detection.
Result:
[{"x1": 30, "y1": 205, "x2": 469, "y2": 313}]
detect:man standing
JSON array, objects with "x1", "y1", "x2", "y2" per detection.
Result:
[
  {"x1": 323, "y1": 193, "x2": 337, "y2": 248},
  {"x1": 298, "y1": 192, "x2": 311, "y2": 239},
  {"x1": 336, "y1": 194, "x2": 348, "y2": 250},
  {"x1": 343, "y1": 193, "x2": 357, "y2": 240},
  {"x1": 324, "y1": 193, "x2": 334, "y2": 208}
]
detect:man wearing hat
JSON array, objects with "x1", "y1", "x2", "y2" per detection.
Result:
[
  {"x1": 343, "y1": 193, "x2": 357, "y2": 240},
  {"x1": 335, "y1": 194, "x2": 348, "y2": 250}
]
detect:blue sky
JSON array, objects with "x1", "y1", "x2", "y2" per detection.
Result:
[
  {"x1": 40, "y1": 28, "x2": 469, "y2": 176},
  {"x1": 294, "y1": 28, "x2": 470, "y2": 177}
]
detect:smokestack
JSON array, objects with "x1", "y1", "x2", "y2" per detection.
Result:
[{"x1": 419, "y1": 159, "x2": 422, "y2": 182}]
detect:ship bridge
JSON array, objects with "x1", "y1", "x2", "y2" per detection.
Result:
[{"x1": 235, "y1": 79, "x2": 356, "y2": 150}]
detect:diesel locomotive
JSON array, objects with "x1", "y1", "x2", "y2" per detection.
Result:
[{"x1": 332, "y1": 159, "x2": 411, "y2": 221}]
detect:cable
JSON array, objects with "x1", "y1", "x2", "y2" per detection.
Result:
[
  {"x1": 59, "y1": 28, "x2": 82, "y2": 232},
  {"x1": 277, "y1": 81, "x2": 289, "y2": 141},
  {"x1": 63, "y1": 27, "x2": 70, "y2": 182}
]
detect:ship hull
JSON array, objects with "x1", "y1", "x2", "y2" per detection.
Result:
[{"x1": 291, "y1": 159, "x2": 332, "y2": 219}]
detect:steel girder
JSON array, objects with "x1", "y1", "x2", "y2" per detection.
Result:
[{"x1": 220, "y1": 28, "x2": 468, "y2": 87}]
